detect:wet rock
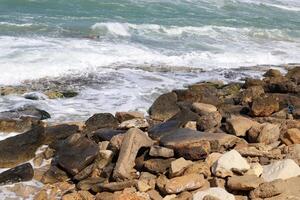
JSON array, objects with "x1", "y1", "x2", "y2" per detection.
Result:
[
  {"x1": 193, "y1": 187, "x2": 235, "y2": 200},
  {"x1": 143, "y1": 158, "x2": 174, "y2": 174},
  {"x1": 23, "y1": 92, "x2": 47, "y2": 100},
  {"x1": 115, "y1": 111, "x2": 144, "y2": 122},
  {"x1": 85, "y1": 113, "x2": 119, "y2": 132},
  {"x1": 0, "y1": 85, "x2": 29, "y2": 96},
  {"x1": 44, "y1": 124, "x2": 79, "y2": 144},
  {"x1": 113, "y1": 128, "x2": 154, "y2": 180},
  {"x1": 160, "y1": 128, "x2": 240, "y2": 160},
  {"x1": 149, "y1": 145, "x2": 174, "y2": 158},
  {"x1": 0, "y1": 163, "x2": 33, "y2": 185},
  {"x1": 0, "y1": 126, "x2": 45, "y2": 168},
  {"x1": 119, "y1": 118, "x2": 149, "y2": 129},
  {"x1": 281, "y1": 128, "x2": 300, "y2": 145},
  {"x1": 164, "y1": 173, "x2": 206, "y2": 194},
  {"x1": 55, "y1": 134, "x2": 99, "y2": 176},
  {"x1": 261, "y1": 159, "x2": 300, "y2": 182},
  {"x1": 149, "y1": 92, "x2": 180, "y2": 121},
  {"x1": 169, "y1": 157, "x2": 193, "y2": 177},
  {"x1": 251, "y1": 96, "x2": 280, "y2": 117},
  {"x1": 212, "y1": 150, "x2": 250, "y2": 178},
  {"x1": 227, "y1": 175, "x2": 263, "y2": 191},
  {"x1": 197, "y1": 111, "x2": 222, "y2": 131},
  {"x1": 226, "y1": 115, "x2": 258, "y2": 137},
  {"x1": 0, "y1": 106, "x2": 51, "y2": 120},
  {"x1": 192, "y1": 103, "x2": 217, "y2": 115}
]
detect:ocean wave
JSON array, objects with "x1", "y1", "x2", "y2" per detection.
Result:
[{"x1": 0, "y1": 22, "x2": 33, "y2": 27}]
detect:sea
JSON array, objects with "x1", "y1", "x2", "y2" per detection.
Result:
[{"x1": 0, "y1": 0, "x2": 300, "y2": 121}]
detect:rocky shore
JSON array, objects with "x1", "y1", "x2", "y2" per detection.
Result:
[{"x1": 0, "y1": 66, "x2": 299, "y2": 200}]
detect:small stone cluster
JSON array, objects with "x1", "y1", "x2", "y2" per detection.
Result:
[{"x1": 0, "y1": 67, "x2": 299, "y2": 200}]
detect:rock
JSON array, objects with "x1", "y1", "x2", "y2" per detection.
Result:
[
  {"x1": 251, "y1": 96, "x2": 280, "y2": 117},
  {"x1": 240, "y1": 86, "x2": 264, "y2": 104},
  {"x1": 44, "y1": 124, "x2": 79, "y2": 144},
  {"x1": 149, "y1": 92, "x2": 180, "y2": 121},
  {"x1": 246, "y1": 163, "x2": 263, "y2": 177},
  {"x1": 281, "y1": 128, "x2": 300, "y2": 145},
  {"x1": 149, "y1": 145, "x2": 174, "y2": 158},
  {"x1": 147, "y1": 190, "x2": 163, "y2": 200},
  {"x1": 113, "y1": 128, "x2": 154, "y2": 180},
  {"x1": 6, "y1": 183, "x2": 40, "y2": 199},
  {"x1": 205, "y1": 153, "x2": 222, "y2": 167},
  {"x1": 0, "y1": 105, "x2": 50, "y2": 120},
  {"x1": 94, "y1": 150, "x2": 114, "y2": 170},
  {"x1": 0, "y1": 85, "x2": 28, "y2": 96},
  {"x1": 264, "y1": 76, "x2": 298, "y2": 93},
  {"x1": 261, "y1": 159, "x2": 300, "y2": 182},
  {"x1": 92, "y1": 180, "x2": 137, "y2": 192},
  {"x1": 286, "y1": 144, "x2": 300, "y2": 165},
  {"x1": 0, "y1": 126, "x2": 45, "y2": 168},
  {"x1": 197, "y1": 111, "x2": 222, "y2": 131},
  {"x1": 55, "y1": 134, "x2": 99, "y2": 176},
  {"x1": 212, "y1": 150, "x2": 250, "y2": 178},
  {"x1": 209, "y1": 177, "x2": 225, "y2": 188},
  {"x1": 148, "y1": 120, "x2": 183, "y2": 140},
  {"x1": 119, "y1": 118, "x2": 149, "y2": 129},
  {"x1": 264, "y1": 69, "x2": 282, "y2": 77},
  {"x1": 257, "y1": 123, "x2": 281, "y2": 144},
  {"x1": 226, "y1": 115, "x2": 258, "y2": 137},
  {"x1": 41, "y1": 165, "x2": 69, "y2": 184},
  {"x1": 34, "y1": 190, "x2": 48, "y2": 200},
  {"x1": 62, "y1": 191, "x2": 95, "y2": 200},
  {"x1": 0, "y1": 163, "x2": 33, "y2": 185},
  {"x1": 85, "y1": 113, "x2": 119, "y2": 132},
  {"x1": 192, "y1": 103, "x2": 217, "y2": 115},
  {"x1": 115, "y1": 111, "x2": 144, "y2": 122},
  {"x1": 227, "y1": 175, "x2": 263, "y2": 191},
  {"x1": 143, "y1": 158, "x2": 174, "y2": 174},
  {"x1": 73, "y1": 163, "x2": 94, "y2": 181},
  {"x1": 77, "y1": 177, "x2": 105, "y2": 191},
  {"x1": 137, "y1": 180, "x2": 153, "y2": 192},
  {"x1": 165, "y1": 173, "x2": 206, "y2": 194},
  {"x1": 286, "y1": 66, "x2": 300, "y2": 84},
  {"x1": 89, "y1": 128, "x2": 126, "y2": 143},
  {"x1": 193, "y1": 187, "x2": 235, "y2": 200},
  {"x1": 184, "y1": 121, "x2": 197, "y2": 130},
  {"x1": 23, "y1": 92, "x2": 47, "y2": 100},
  {"x1": 184, "y1": 161, "x2": 211, "y2": 178},
  {"x1": 160, "y1": 128, "x2": 240, "y2": 160},
  {"x1": 169, "y1": 158, "x2": 193, "y2": 177}
]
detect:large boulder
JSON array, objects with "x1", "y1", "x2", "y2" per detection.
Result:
[
  {"x1": 251, "y1": 96, "x2": 279, "y2": 117},
  {"x1": 84, "y1": 113, "x2": 119, "y2": 133},
  {"x1": 54, "y1": 134, "x2": 99, "y2": 176},
  {"x1": 261, "y1": 159, "x2": 300, "y2": 182},
  {"x1": 113, "y1": 128, "x2": 154, "y2": 180},
  {"x1": 0, "y1": 163, "x2": 34, "y2": 185},
  {"x1": 148, "y1": 92, "x2": 180, "y2": 121},
  {"x1": 212, "y1": 150, "x2": 250, "y2": 178},
  {"x1": 240, "y1": 86, "x2": 264, "y2": 104},
  {"x1": 44, "y1": 124, "x2": 79, "y2": 144},
  {"x1": 0, "y1": 126, "x2": 45, "y2": 168}
]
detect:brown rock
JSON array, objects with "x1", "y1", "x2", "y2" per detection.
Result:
[
  {"x1": 281, "y1": 128, "x2": 300, "y2": 145},
  {"x1": 165, "y1": 173, "x2": 206, "y2": 194},
  {"x1": 197, "y1": 111, "x2": 222, "y2": 131},
  {"x1": 226, "y1": 115, "x2": 258, "y2": 137},
  {"x1": 286, "y1": 66, "x2": 300, "y2": 84},
  {"x1": 0, "y1": 163, "x2": 34, "y2": 185},
  {"x1": 85, "y1": 113, "x2": 119, "y2": 132},
  {"x1": 113, "y1": 128, "x2": 154, "y2": 180},
  {"x1": 192, "y1": 102, "x2": 217, "y2": 115},
  {"x1": 257, "y1": 123, "x2": 281, "y2": 144},
  {"x1": 41, "y1": 165, "x2": 69, "y2": 184},
  {"x1": 251, "y1": 96, "x2": 279, "y2": 117},
  {"x1": 143, "y1": 158, "x2": 174, "y2": 174},
  {"x1": 92, "y1": 180, "x2": 137, "y2": 192},
  {"x1": 115, "y1": 111, "x2": 144, "y2": 122},
  {"x1": 264, "y1": 69, "x2": 282, "y2": 78},
  {"x1": 169, "y1": 158, "x2": 193, "y2": 177},
  {"x1": 149, "y1": 92, "x2": 180, "y2": 121},
  {"x1": 240, "y1": 86, "x2": 264, "y2": 104},
  {"x1": 147, "y1": 190, "x2": 163, "y2": 200},
  {"x1": 184, "y1": 161, "x2": 211, "y2": 178},
  {"x1": 227, "y1": 175, "x2": 264, "y2": 191},
  {"x1": 149, "y1": 145, "x2": 174, "y2": 158},
  {"x1": 62, "y1": 191, "x2": 95, "y2": 200}
]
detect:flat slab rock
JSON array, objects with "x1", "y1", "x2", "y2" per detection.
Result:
[{"x1": 55, "y1": 134, "x2": 99, "y2": 176}]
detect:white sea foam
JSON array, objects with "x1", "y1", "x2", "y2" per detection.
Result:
[{"x1": 0, "y1": 22, "x2": 33, "y2": 27}]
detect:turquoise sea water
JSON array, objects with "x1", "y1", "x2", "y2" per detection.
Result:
[{"x1": 0, "y1": 0, "x2": 300, "y2": 121}]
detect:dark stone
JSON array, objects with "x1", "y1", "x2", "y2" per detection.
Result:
[
  {"x1": 44, "y1": 124, "x2": 79, "y2": 144},
  {"x1": 243, "y1": 78, "x2": 265, "y2": 89},
  {"x1": 197, "y1": 112, "x2": 222, "y2": 131},
  {"x1": 264, "y1": 77, "x2": 299, "y2": 93},
  {"x1": 0, "y1": 105, "x2": 50, "y2": 120},
  {"x1": 148, "y1": 92, "x2": 180, "y2": 121},
  {"x1": 89, "y1": 128, "x2": 126, "y2": 143},
  {"x1": 0, "y1": 126, "x2": 45, "y2": 168},
  {"x1": 0, "y1": 163, "x2": 33, "y2": 185},
  {"x1": 84, "y1": 113, "x2": 119, "y2": 133},
  {"x1": 41, "y1": 165, "x2": 69, "y2": 184},
  {"x1": 55, "y1": 134, "x2": 99, "y2": 176},
  {"x1": 77, "y1": 177, "x2": 106, "y2": 191}
]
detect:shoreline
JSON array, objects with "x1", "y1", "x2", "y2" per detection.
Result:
[{"x1": 0, "y1": 66, "x2": 299, "y2": 199}]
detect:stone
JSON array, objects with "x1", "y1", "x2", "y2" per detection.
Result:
[
  {"x1": 0, "y1": 106, "x2": 50, "y2": 121},
  {"x1": 227, "y1": 175, "x2": 264, "y2": 191},
  {"x1": 147, "y1": 190, "x2": 163, "y2": 200},
  {"x1": 165, "y1": 173, "x2": 206, "y2": 194},
  {"x1": 261, "y1": 159, "x2": 300, "y2": 182},
  {"x1": 263, "y1": 69, "x2": 282, "y2": 77},
  {"x1": 0, "y1": 163, "x2": 33, "y2": 185},
  {"x1": 184, "y1": 121, "x2": 197, "y2": 130},
  {"x1": 240, "y1": 86, "x2": 264, "y2": 104},
  {"x1": 209, "y1": 177, "x2": 225, "y2": 188},
  {"x1": 23, "y1": 92, "x2": 47, "y2": 100},
  {"x1": 184, "y1": 161, "x2": 211, "y2": 178},
  {"x1": 286, "y1": 144, "x2": 300, "y2": 165},
  {"x1": 73, "y1": 164, "x2": 94, "y2": 181},
  {"x1": 197, "y1": 111, "x2": 222, "y2": 131},
  {"x1": 212, "y1": 150, "x2": 250, "y2": 178},
  {"x1": 62, "y1": 191, "x2": 95, "y2": 200},
  {"x1": 90, "y1": 128, "x2": 126, "y2": 143},
  {"x1": 226, "y1": 115, "x2": 258, "y2": 137},
  {"x1": 251, "y1": 96, "x2": 280, "y2": 117},
  {"x1": 55, "y1": 135, "x2": 99, "y2": 176},
  {"x1": 0, "y1": 85, "x2": 28, "y2": 96},
  {"x1": 119, "y1": 118, "x2": 149, "y2": 129},
  {"x1": 143, "y1": 158, "x2": 174, "y2": 174},
  {"x1": 77, "y1": 177, "x2": 105, "y2": 191},
  {"x1": 94, "y1": 150, "x2": 114, "y2": 170},
  {"x1": 115, "y1": 111, "x2": 144, "y2": 122},
  {"x1": 160, "y1": 129, "x2": 240, "y2": 160},
  {"x1": 137, "y1": 180, "x2": 153, "y2": 192},
  {"x1": 149, "y1": 92, "x2": 180, "y2": 121},
  {"x1": 205, "y1": 153, "x2": 222, "y2": 167},
  {"x1": 113, "y1": 128, "x2": 154, "y2": 180},
  {"x1": 246, "y1": 163, "x2": 263, "y2": 177},
  {"x1": 192, "y1": 103, "x2": 217, "y2": 115},
  {"x1": 281, "y1": 128, "x2": 300, "y2": 145},
  {"x1": 257, "y1": 123, "x2": 281, "y2": 144},
  {"x1": 286, "y1": 66, "x2": 300, "y2": 84},
  {"x1": 193, "y1": 188, "x2": 235, "y2": 200},
  {"x1": 149, "y1": 145, "x2": 174, "y2": 158},
  {"x1": 41, "y1": 165, "x2": 69, "y2": 184},
  {"x1": 169, "y1": 158, "x2": 193, "y2": 177},
  {"x1": 92, "y1": 180, "x2": 137, "y2": 192},
  {"x1": 0, "y1": 126, "x2": 45, "y2": 168},
  {"x1": 85, "y1": 113, "x2": 119, "y2": 132},
  {"x1": 44, "y1": 124, "x2": 79, "y2": 144},
  {"x1": 34, "y1": 190, "x2": 48, "y2": 200},
  {"x1": 6, "y1": 183, "x2": 40, "y2": 199}
]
